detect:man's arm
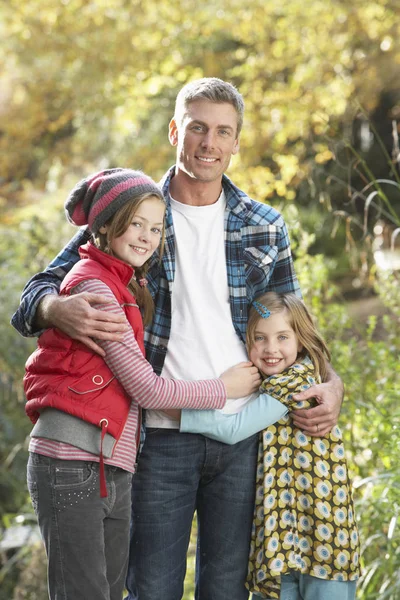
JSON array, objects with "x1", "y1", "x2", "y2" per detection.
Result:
[
  {"x1": 290, "y1": 364, "x2": 344, "y2": 437},
  {"x1": 11, "y1": 228, "x2": 89, "y2": 336},
  {"x1": 11, "y1": 228, "x2": 127, "y2": 355}
]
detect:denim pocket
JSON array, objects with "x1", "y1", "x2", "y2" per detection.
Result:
[
  {"x1": 53, "y1": 462, "x2": 95, "y2": 489},
  {"x1": 53, "y1": 463, "x2": 99, "y2": 511}
]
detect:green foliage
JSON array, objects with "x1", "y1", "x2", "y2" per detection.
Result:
[
  {"x1": 11, "y1": 542, "x2": 48, "y2": 600},
  {"x1": 0, "y1": 1, "x2": 399, "y2": 597},
  {"x1": 0, "y1": 200, "x2": 78, "y2": 596},
  {"x1": 0, "y1": 200, "x2": 74, "y2": 373},
  {"x1": 291, "y1": 233, "x2": 400, "y2": 600},
  {"x1": 0, "y1": 379, "x2": 29, "y2": 519},
  {"x1": 1, "y1": 0, "x2": 400, "y2": 206},
  {"x1": 337, "y1": 304, "x2": 400, "y2": 599}
]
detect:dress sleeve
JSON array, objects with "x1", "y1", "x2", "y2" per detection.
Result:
[
  {"x1": 179, "y1": 393, "x2": 288, "y2": 444},
  {"x1": 72, "y1": 279, "x2": 227, "y2": 410},
  {"x1": 11, "y1": 228, "x2": 90, "y2": 337}
]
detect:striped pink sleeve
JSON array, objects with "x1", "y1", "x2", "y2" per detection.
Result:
[{"x1": 72, "y1": 279, "x2": 226, "y2": 410}]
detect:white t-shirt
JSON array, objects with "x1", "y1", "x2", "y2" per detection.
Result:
[{"x1": 146, "y1": 191, "x2": 255, "y2": 429}]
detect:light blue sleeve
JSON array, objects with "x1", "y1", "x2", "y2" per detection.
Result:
[{"x1": 179, "y1": 393, "x2": 288, "y2": 445}]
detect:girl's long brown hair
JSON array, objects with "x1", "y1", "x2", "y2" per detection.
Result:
[
  {"x1": 94, "y1": 193, "x2": 165, "y2": 326},
  {"x1": 246, "y1": 292, "x2": 331, "y2": 381}
]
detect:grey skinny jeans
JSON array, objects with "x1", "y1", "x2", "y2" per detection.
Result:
[{"x1": 27, "y1": 452, "x2": 132, "y2": 600}]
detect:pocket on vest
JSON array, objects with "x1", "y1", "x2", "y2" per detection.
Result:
[{"x1": 68, "y1": 373, "x2": 115, "y2": 394}]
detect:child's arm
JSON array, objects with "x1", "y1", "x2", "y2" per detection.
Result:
[{"x1": 179, "y1": 393, "x2": 288, "y2": 445}]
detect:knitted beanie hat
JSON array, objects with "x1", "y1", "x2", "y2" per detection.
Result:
[{"x1": 65, "y1": 168, "x2": 164, "y2": 234}]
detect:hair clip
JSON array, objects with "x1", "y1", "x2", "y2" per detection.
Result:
[
  {"x1": 252, "y1": 301, "x2": 271, "y2": 319},
  {"x1": 138, "y1": 278, "x2": 148, "y2": 288}
]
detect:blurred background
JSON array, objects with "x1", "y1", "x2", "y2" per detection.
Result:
[{"x1": 0, "y1": 1, "x2": 399, "y2": 598}]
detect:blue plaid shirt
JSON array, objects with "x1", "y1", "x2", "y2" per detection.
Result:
[{"x1": 12, "y1": 166, "x2": 300, "y2": 375}]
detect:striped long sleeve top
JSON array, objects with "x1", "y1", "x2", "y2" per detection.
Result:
[{"x1": 29, "y1": 278, "x2": 227, "y2": 472}]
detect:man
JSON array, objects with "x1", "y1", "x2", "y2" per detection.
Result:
[{"x1": 13, "y1": 78, "x2": 343, "y2": 600}]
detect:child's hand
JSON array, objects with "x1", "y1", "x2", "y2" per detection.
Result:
[{"x1": 220, "y1": 361, "x2": 261, "y2": 399}]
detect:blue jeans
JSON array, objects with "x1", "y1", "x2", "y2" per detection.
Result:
[
  {"x1": 252, "y1": 571, "x2": 357, "y2": 600},
  {"x1": 125, "y1": 429, "x2": 258, "y2": 600},
  {"x1": 27, "y1": 452, "x2": 132, "y2": 600}
]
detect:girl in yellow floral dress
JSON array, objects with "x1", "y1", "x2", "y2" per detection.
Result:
[
  {"x1": 179, "y1": 291, "x2": 360, "y2": 599},
  {"x1": 247, "y1": 292, "x2": 360, "y2": 600}
]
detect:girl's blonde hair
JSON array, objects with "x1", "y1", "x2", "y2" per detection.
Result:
[
  {"x1": 94, "y1": 192, "x2": 165, "y2": 326},
  {"x1": 246, "y1": 292, "x2": 331, "y2": 381}
]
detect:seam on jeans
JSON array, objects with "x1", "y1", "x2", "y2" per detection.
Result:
[
  {"x1": 30, "y1": 452, "x2": 51, "y2": 469},
  {"x1": 27, "y1": 480, "x2": 39, "y2": 514},
  {"x1": 106, "y1": 478, "x2": 116, "y2": 515},
  {"x1": 50, "y1": 464, "x2": 68, "y2": 599}
]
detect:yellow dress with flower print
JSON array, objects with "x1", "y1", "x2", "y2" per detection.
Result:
[{"x1": 246, "y1": 357, "x2": 360, "y2": 599}]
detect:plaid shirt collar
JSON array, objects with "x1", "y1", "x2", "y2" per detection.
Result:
[
  {"x1": 160, "y1": 164, "x2": 252, "y2": 219},
  {"x1": 151, "y1": 165, "x2": 253, "y2": 284}
]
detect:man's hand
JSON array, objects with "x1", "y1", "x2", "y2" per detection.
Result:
[
  {"x1": 290, "y1": 373, "x2": 344, "y2": 437},
  {"x1": 36, "y1": 293, "x2": 129, "y2": 356}
]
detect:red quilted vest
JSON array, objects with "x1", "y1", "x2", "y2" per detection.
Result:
[{"x1": 24, "y1": 243, "x2": 145, "y2": 495}]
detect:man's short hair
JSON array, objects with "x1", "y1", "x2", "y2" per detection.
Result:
[{"x1": 174, "y1": 77, "x2": 244, "y2": 136}]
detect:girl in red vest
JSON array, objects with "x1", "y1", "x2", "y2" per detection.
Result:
[{"x1": 24, "y1": 168, "x2": 260, "y2": 600}]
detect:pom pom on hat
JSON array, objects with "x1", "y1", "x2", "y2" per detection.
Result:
[{"x1": 65, "y1": 168, "x2": 164, "y2": 234}]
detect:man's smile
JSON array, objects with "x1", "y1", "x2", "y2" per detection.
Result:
[{"x1": 196, "y1": 156, "x2": 219, "y2": 163}]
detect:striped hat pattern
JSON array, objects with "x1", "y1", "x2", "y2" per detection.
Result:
[{"x1": 65, "y1": 168, "x2": 164, "y2": 234}]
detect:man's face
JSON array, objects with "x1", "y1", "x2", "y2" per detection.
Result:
[{"x1": 169, "y1": 99, "x2": 240, "y2": 184}]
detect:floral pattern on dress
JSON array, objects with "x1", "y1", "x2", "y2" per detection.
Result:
[{"x1": 246, "y1": 357, "x2": 360, "y2": 599}]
